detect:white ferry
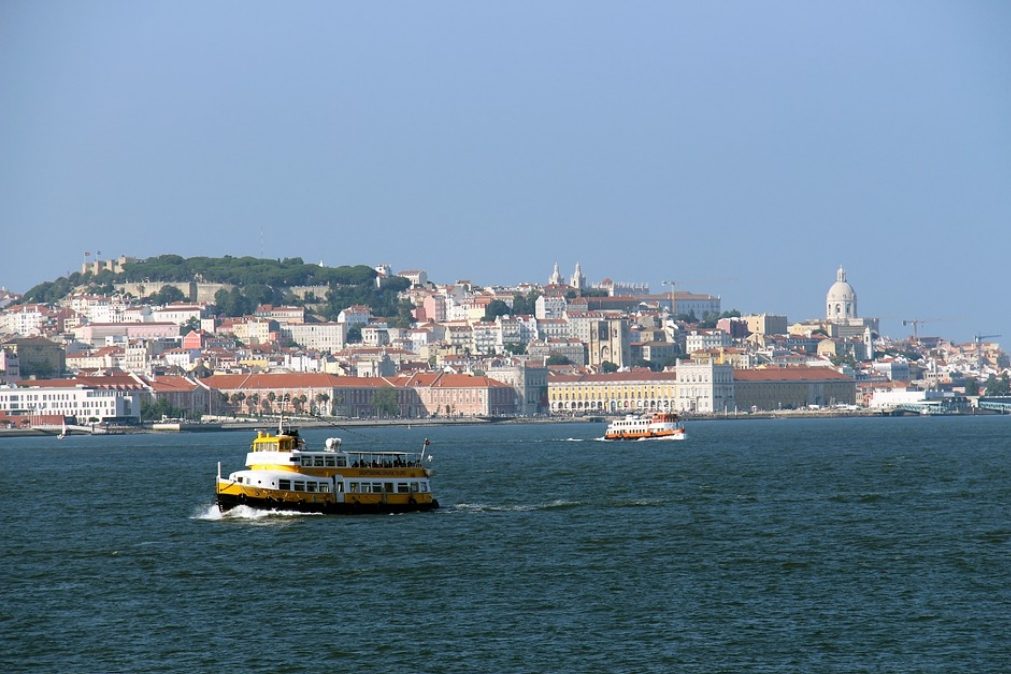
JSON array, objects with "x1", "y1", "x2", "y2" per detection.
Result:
[
  {"x1": 603, "y1": 412, "x2": 686, "y2": 441},
  {"x1": 215, "y1": 422, "x2": 439, "y2": 514}
]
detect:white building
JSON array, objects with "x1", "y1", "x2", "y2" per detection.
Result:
[
  {"x1": 535, "y1": 295, "x2": 567, "y2": 320},
  {"x1": 674, "y1": 359, "x2": 735, "y2": 413},
  {"x1": 685, "y1": 330, "x2": 733, "y2": 354},
  {"x1": 471, "y1": 321, "x2": 501, "y2": 355},
  {"x1": 0, "y1": 384, "x2": 142, "y2": 423},
  {"x1": 285, "y1": 323, "x2": 347, "y2": 353},
  {"x1": 337, "y1": 305, "x2": 372, "y2": 327},
  {"x1": 152, "y1": 304, "x2": 206, "y2": 326},
  {"x1": 361, "y1": 324, "x2": 390, "y2": 347},
  {"x1": 2, "y1": 304, "x2": 48, "y2": 336}
]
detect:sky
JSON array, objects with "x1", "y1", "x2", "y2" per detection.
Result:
[{"x1": 2, "y1": 1, "x2": 1009, "y2": 345}]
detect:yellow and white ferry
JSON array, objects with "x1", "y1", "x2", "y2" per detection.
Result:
[
  {"x1": 603, "y1": 412, "x2": 686, "y2": 441},
  {"x1": 215, "y1": 422, "x2": 439, "y2": 514}
]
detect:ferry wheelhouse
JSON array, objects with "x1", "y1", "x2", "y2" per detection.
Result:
[
  {"x1": 215, "y1": 423, "x2": 439, "y2": 514},
  {"x1": 603, "y1": 412, "x2": 686, "y2": 441}
]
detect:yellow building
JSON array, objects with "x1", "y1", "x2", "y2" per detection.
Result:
[{"x1": 548, "y1": 371, "x2": 677, "y2": 414}]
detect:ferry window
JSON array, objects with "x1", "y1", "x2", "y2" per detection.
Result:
[
  {"x1": 372, "y1": 482, "x2": 383, "y2": 493},
  {"x1": 293, "y1": 481, "x2": 305, "y2": 492},
  {"x1": 397, "y1": 483, "x2": 409, "y2": 493},
  {"x1": 319, "y1": 483, "x2": 330, "y2": 493},
  {"x1": 335, "y1": 482, "x2": 344, "y2": 493},
  {"x1": 421, "y1": 481, "x2": 429, "y2": 493},
  {"x1": 325, "y1": 457, "x2": 336, "y2": 467},
  {"x1": 349, "y1": 482, "x2": 359, "y2": 493},
  {"x1": 385, "y1": 483, "x2": 394, "y2": 493},
  {"x1": 336, "y1": 457, "x2": 347, "y2": 467},
  {"x1": 301, "y1": 457, "x2": 312, "y2": 467},
  {"x1": 410, "y1": 482, "x2": 419, "y2": 493},
  {"x1": 306, "y1": 482, "x2": 317, "y2": 492},
  {"x1": 278, "y1": 479, "x2": 291, "y2": 490},
  {"x1": 313, "y1": 457, "x2": 324, "y2": 467}
]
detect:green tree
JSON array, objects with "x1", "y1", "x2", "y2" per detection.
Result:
[
  {"x1": 511, "y1": 291, "x2": 541, "y2": 316},
  {"x1": 546, "y1": 354, "x2": 573, "y2": 365},
  {"x1": 504, "y1": 342, "x2": 527, "y2": 355},
  {"x1": 141, "y1": 397, "x2": 188, "y2": 421},
  {"x1": 483, "y1": 299, "x2": 511, "y2": 321},
  {"x1": 965, "y1": 379, "x2": 980, "y2": 396},
  {"x1": 371, "y1": 388, "x2": 399, "y2": 417},
  {"x1": 346, "y1": 326, "x2": 362, "y2": 343},
  {"x1": 151, "y1": 285, "x2": 187, "y2": 305},
  {"x1": 985, "y1": 373, "x2": 1010, "y2": 396},
  {"x1": 390, "y1": 300, "x2": 416, "y2": 329},
  {"x1": 600, "y1": 361, "x2": 619, "y2": 373},
  {"x1": 181, "y1": 317, "x2": 200, "y2": 336}
]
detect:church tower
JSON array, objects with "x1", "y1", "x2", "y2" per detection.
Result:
[
  {"x1": 548, "y1": 262, "x2": 563, "y2": 286},
  {"x1": 826, "y1": 265, "x2": 858, "y2": 322},
  {"x1": 570, "y1": 262, "x2": 586, "y2": 291}
]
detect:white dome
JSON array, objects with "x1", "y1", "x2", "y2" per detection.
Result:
[{"x1": 826, "y1": 266, "x2": 857, "y2": 320}]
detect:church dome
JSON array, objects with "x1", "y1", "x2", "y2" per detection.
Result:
[{"x1": 826, "y1": 266, "x2": 857, "y2": 321}]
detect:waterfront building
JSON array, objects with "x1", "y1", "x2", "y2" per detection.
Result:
[
  {"x1": 674, "y1": 358, "x2": 735, "y2": 414},
  {"x1": 2, "y1": 374, "x2": 143, "y2": 423},
  {"x1": 486, "y1": 363, "x2": 548, "y2": 415},
  {"x1": 733, "y1": 366, "x2": 856, "y2": 410},
  {"x1": 548, "y1": 370, "x2": 678, "y2": 414}
]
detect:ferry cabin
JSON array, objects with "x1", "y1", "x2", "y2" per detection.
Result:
[
  {"x1": 604, "y1": 413, "x2": 684, "y2": 440},
  {"x1": 215, "y1": 430, "x2": 438, "y2": 513}
]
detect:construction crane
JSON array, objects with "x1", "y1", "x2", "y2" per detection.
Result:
[
  {"x1": 973, "y1": 333, "x2": 1001, "y2": 346},
  {"x1": 902, "y1": 319, "x2": 932, "y2": 341}
]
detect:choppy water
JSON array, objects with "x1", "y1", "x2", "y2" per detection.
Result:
[{"x1": 2, "y1": 416, "x2": 1010, "y2": 673}]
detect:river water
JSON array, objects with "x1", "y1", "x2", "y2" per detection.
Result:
[{"x1": 2, "y1": 416, "x2": 1010, "y2": 673}]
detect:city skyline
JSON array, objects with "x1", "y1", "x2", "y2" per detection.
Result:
[{"x1": 2, "y1": 2, "x2": 1010, "y2": 344}]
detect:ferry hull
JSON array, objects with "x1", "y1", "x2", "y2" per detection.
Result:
[
  {"x1": 216, "y1": 492, "x2": 440, "y2": 515},
  {"x1": 604, "y1": 432, "x2": 686, "y2": 441}
]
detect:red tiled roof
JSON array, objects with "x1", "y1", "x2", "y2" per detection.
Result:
[
  {"x1": 148, "y1": 376, "x2": 199, "y2": 392},
  {"x1": 549, "y1": 371, "x2": 678, "y2": 383},
  {"x1": 200, "y1": 373, "x2": 393, "y2": 390},
  {"x1": 732, "y1": 367, "x2": 852, "y2": 382},
  {"x1": 394, "y1": 373, "x2": 510, "y2": 388}
]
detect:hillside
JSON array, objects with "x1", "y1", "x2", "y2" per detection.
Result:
[{"x1": 21, "y1": 255, "x2": 411, "y2": 320}]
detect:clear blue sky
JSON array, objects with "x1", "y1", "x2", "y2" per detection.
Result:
[{"x1": 2, "y1": 1, "x2": 1009, "y2": 344}]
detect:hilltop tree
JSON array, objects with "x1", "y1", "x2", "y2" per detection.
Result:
[{"x1": 483, "y1": 300, "x2": 511, "y2": 321}]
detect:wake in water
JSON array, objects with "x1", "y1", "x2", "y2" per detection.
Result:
[
  {"x1": 192, "y1": 503, "x2": 322, "y2": 521},
  {"x1": 452, "y1": 499, "x2": 583, "y2": 513},
  {"x1": 560, "y1": 437, "x2": 585, "y2": 442}
]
